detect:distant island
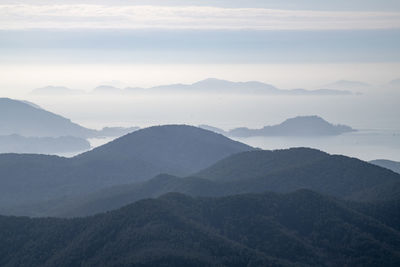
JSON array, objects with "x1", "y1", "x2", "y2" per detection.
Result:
[{"x1": 200, "y1": 115, "x2": 356, "y2": 137}]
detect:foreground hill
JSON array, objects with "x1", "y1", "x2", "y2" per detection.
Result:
[
  {"x1": 0, "y1": 191, "x2": 399, "y2": 267},
  {"x1": 0, "y1": 125, "x2": 253, "y2": 210},
  {"x1": 15, "y1": 148, "x2": 400, "y2": 217}
]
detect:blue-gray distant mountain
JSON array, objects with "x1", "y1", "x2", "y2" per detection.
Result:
[
  {"x1": 31, "y1": 86, "x2": 84, "y2": 95},
  {"x1": 0, "y1": 125, "x2": 253, "y2": 210},
  {"x1": 0, "y1": 134, "x2": 90, "y2": 154},
  {"x1": 370, "y1": 159, "x2": 400, "y2": 174},
  {"x1": 228, "y1": 116, "x2": 355, "y2": 137},
  {"x1": 125, "y1": 78, "x2": 352, "y2": 95},
  {"x1": 0, "y1": 98, "x2": 138, "y2": 138},
  {"x1": 0, "y1": 98, "x2": 96, "y2": 138},
  {"x1": 1, "y1": 191, "x2": 399, "y2": 267}
]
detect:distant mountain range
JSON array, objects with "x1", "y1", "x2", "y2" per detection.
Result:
[
  {"x1": 127, "y1": 78, "x2": 353, "y2": 95},
  {"x1": 0, "y1": 98, "x2": 138, "y2": 139},
  {"x1": 31, "y1": 78, "x2": 400, "y2": 96},
  {"x1": 200, "y1": 115, "x2": 355, "y2": 137},
  {"x1": 32, "y1": 78, "x2": 353, "y2": 95},
  {"x1": 1, "y1": 190, "x2": 399, "y2": 267}
]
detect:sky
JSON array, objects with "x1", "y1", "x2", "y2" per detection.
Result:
[
  {"x1": 1, "y1": 1, "x2": 399, "y2": 64},
  {"x1": 0, "y1": 0, "x2": 399, "y2": 90}
]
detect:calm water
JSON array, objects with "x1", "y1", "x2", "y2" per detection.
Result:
[{"x1": 234, "y1": 130, "x2": 400, "y2": 162}]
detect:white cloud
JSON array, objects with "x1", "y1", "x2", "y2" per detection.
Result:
[{"x1": 0, "y1": 4, "x2": 400, "y2": 30}]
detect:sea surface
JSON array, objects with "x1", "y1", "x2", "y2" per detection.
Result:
[{"x1": 19, "y1": 91, "x2": 400, "y2": 162}]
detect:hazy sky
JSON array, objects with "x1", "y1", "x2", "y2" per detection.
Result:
[{"x1": 1, "y1": 1, "x2": 399, "y2": 93}]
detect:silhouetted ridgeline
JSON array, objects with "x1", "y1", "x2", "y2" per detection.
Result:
[{"x1": 0, "y1": 191, "x2": 399, "y2": 267}]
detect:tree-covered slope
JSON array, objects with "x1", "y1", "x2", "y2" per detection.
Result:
[
  {"x1": 0, "y1": 191, "x2": 399, "y2": 267},
  {"x1": 196, "y1": 148, "x2": 400, "y2": 201},
  {"x1": 10, "y1": 147, "x2": 400, "y2": 217}
]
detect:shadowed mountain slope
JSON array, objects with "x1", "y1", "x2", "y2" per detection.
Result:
[{"x1": 0, "y1": 191, "x2": 399, "y2": 267}]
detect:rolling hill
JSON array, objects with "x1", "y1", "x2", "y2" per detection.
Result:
[
  {"x1": 14, "y1": 148, "x2": 400, "y2": 218},
  {"x1": 0, "y1": 190, "x2": 399, "y2": 266},
  {"x1": 0, "y1": 125, "x2": 253, "y2": 210}
]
